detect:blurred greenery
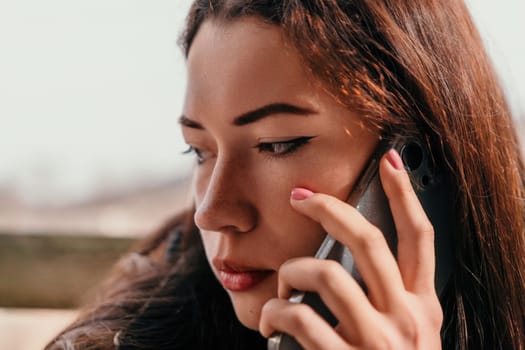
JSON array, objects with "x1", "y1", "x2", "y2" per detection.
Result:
[{"x1": 0, "y1": 233, "x2": 134, "y2": 308}]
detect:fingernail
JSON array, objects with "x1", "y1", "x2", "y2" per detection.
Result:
[
  {"x1": 386, "y1": 149, "x2": 404, "y2": 170},
  {"x1": 291, "y1": 188, "x2": 314, "y2": 200}
]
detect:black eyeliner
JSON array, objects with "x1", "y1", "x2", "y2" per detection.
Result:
[{"x1": 255, "y1": 135, "x2": 318, "y2": 156}]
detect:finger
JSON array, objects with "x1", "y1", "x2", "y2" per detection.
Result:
[
  {"x1": 290, "y1": 190, "x2": 405, "y2": 310},
  {"x1": 278, "y1": 257, "x2": 381, "y2": 344},
  {"x1": 260, "y1": 298, "x2": 355, "y2": 350},
  {"x1": 379, "y1": 149, "x2": 436, "y2": 294}
]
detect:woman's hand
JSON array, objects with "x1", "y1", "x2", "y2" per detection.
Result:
[{"x1": 259, "y1": 149, "x2": 443, "y2": 349}]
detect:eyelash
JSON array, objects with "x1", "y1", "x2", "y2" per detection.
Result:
[
  {"x1": 255, "y1": 136, "x2": 316, "y2": 157},
  {"x1": 182, "y1": 146, "x2": 207, "y2": 165},
  {"x1": 182, "y1": 136, "x2": 316, "y2": 164}
]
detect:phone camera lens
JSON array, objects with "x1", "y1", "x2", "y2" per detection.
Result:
[
  {"x1": 421, "y1": 174, "x2": 430, "y2": 186},
  {"x1": 401, "y1": 142, "x2": 423, "y2": 170}
]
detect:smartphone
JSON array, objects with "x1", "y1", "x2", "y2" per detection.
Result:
[{"x1": 267, "y1": 135, "x2": 454, "y2": 350}]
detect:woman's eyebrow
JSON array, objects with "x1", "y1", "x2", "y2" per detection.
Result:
[
  {"x1": 178, "y1": 103, "x2": 316, "y2": 129},
  {"x1": 178, "y1": 115, "x2": 204, "y2": 129},
  {"x1": 232, "y1": 103, "x2": 316, "y2": 126}
]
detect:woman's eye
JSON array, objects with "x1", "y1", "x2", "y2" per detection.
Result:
[
  {"x1": 182, "y1": 146, "x2": 210, "y2": 164},
  {"x1": 255, "y1": 136, "x2": 316, "y2": 157}
]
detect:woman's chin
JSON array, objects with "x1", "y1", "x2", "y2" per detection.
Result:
[
  {"x1": 235, "y1": 305, "x2": 262, "y2": 330},
  {"x1": 227, "y1": 274, "x2": 278, "y2": 330},
  {"x1": 231, "y1": 292, "x2": 272, "y2": 330}
]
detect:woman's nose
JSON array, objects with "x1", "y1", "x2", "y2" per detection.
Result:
[{"x1": 193, "y1": 158, "x2": 257, "y2": 234}]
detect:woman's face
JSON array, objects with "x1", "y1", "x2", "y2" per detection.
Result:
[{"x1": 181, "y1": 17, "x2": 378, "y2": 330}]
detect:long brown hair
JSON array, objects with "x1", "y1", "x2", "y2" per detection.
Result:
[{"x1": 48, "y1": 1, "x2": 525, "y2": 349}]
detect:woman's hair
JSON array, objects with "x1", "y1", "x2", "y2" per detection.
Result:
[{"x1": 48, "y1": 1, "x2": 525, "y2": 349}]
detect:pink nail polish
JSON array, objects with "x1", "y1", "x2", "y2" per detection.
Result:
[
  {"x1": 386, "y1": 149, "x2": 404, "y2": 170},
  {"x1": 291, "y1": 188, "x2": 314, "y2": 200}
]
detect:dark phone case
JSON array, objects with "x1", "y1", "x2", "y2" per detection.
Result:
[{"x1": 267, "y1": 136, "x2": 454, "y2": 350}]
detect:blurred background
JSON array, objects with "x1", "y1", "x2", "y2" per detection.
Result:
[{"x1": 0, "y1": 0, "x2": 523, "y2": 349}]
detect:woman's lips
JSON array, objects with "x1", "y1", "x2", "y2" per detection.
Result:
[
  {"x1": 213, "y1": 258, "x2": 273, "y2": 291},
  {"x1": 218, "y1": 269, "x2": 273, "y2": 291}
]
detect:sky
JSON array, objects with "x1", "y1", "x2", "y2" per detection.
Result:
[{"x1": 0, "y1": 0, "x2": 523, "y2": 206}]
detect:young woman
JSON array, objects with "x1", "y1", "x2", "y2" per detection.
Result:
[{"x1": 48, "y1": 1, "x2": 525, "y2": 349}]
